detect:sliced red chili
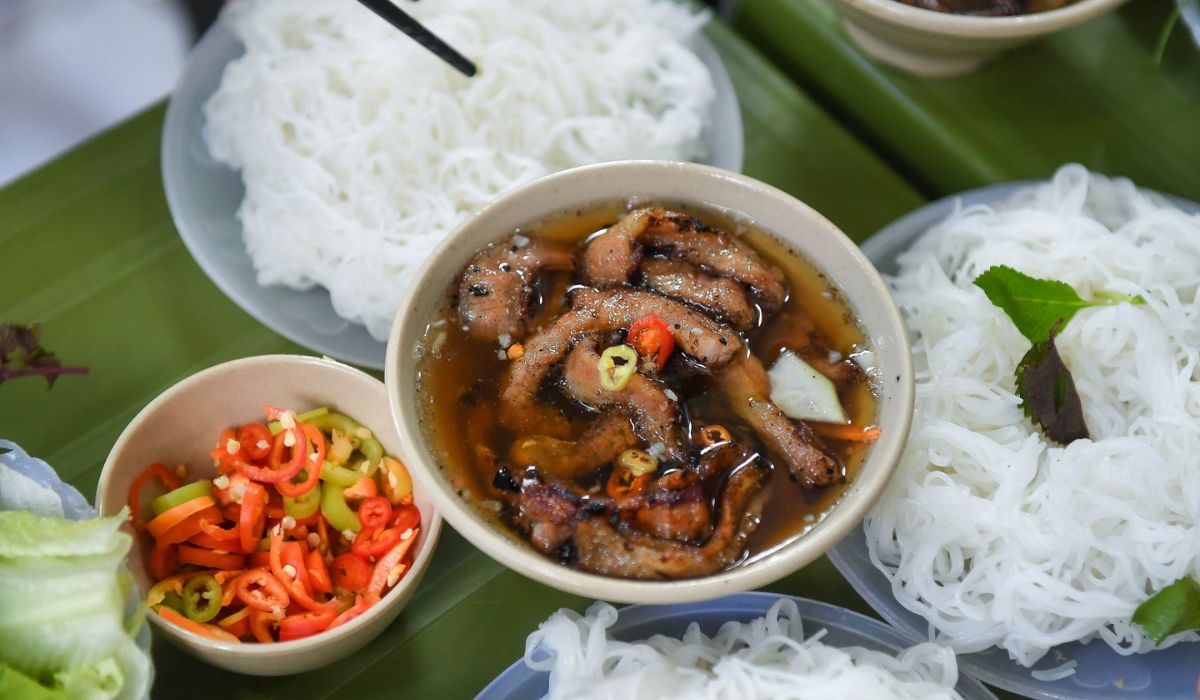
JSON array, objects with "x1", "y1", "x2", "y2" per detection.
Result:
[
  {"x1": 389, "y1": 503, "x2": 421, "y2": 534},
  {"x1": 148, "y1": 542, "x2": 178, "y2": 580},
  {"x1": 239, "y1": 482, "x2": 267, "y2": 557},
  {"x1": 330, "y1": 553, "x2": 370, "y2": 592},
  {"x1": 343, "y1": 476, "x2": 377, "y2": 501},
  {"x1": 276, "y1": 424, "x2": 325, "y2": 498},
  {"x1": 198, "y1": 517, "x2": 241, "y2": 542},
  {"x1": 357, "y1": 496, "x2": 392, "y2": 530},
  {"x1": 277, "y1": 608, "x2": 337, "y2": 642},
  {"x1": 351, "y1": 526, "x2": 402, "y2": 561},
  {"x1": 237, "y1": 422, "x2": 273, "y2": 461},
  {"x1": 306, "y1": 549, "x2": 332, "y2": 595},
  {"x1": 328, "y1": 597, "x2": 370, "y2": 630},
  {"x1": 229, "y1": 423, "x2": 305, "y2": 484},
  {"x1": 364, "y1": 531, "x2": 418, "y2": 603},
  {"x1": 234, "y1": 567, "x2": 290, "y2": 612},
  {"x1": 157, "y1": 506, "x2": 222, "y2": 546},
  {"x1": 177, "y1": 544, "x2": 246, "y2": 571},
  {"x1": 279, "y1": 541, "x2": 312, "y2": 597},
  {"x1": 248, "y1": 607, "x2": 277, "y2": 644},
  {"x1": 269, "y1": 527, "x2": 335, "y2": 612},
  {"x1": 627, "y1": 314, "x2": 675, "y2": 372}
]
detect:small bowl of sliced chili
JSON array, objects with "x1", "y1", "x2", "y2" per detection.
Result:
[{"x1": 95, "y1": 354, "x2": 442, "y2": 675}]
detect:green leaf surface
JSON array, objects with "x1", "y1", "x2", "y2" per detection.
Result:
[
  {"x1": 1133, "y1": 576, "x2": 1200, "y2": 644},
  {"x1": 973, "y1": 265, "x2": 1107, "y2": 343}
]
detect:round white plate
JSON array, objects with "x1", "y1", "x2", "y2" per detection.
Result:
[
  {"x1": 474, "y1": 592, "x2": 997, "y2": 700},
  {"x1": 829, "y1": 182, "x2": 1200, "y2": 700},
  {"x1": 161, "y1": 15, "x2": 744, "y2": 369}
]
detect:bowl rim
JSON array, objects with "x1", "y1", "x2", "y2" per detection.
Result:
[
  {"x1": 95, "y1": 353, "x2": 444, "y2": 654},
  {"x1": 384, "y1": 159, "x2": 915, "y2": 604},
  {"x1": 832, "y1": 0, "x2": 1129, "y2": 37}
]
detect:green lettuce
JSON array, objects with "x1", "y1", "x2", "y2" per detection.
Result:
[{"x1": 0, "y1": 508, "x2": 150, "y2": 700}]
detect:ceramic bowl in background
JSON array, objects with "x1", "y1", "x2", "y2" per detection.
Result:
[
  {"x1": 95, "y1": 355, "x2": 442, "y2": 675},
  {"x1": 385, "y1": 160, "x2": 914, "y2": 605},
  {"x1": 826, "y1": 0, "x2": 1130, "y2": 77}
]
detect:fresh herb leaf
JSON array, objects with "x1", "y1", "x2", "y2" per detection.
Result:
[
  {"x1": 1015, "y1": 320, "x2": 1090, "y2": 445},
  {"x1": 0, "y1": 323, "x2": 89, "y2": 389},
  {"x1": 972, "y1": 265, "x2": 1143, "y2": 343},
  {"x1": 1133, "y1": 576, "x2": 1200, "y2": 644}
]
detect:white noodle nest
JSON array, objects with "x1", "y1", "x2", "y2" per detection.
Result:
[
  {"x1": 867, "y1": 164, "x2": 1200, "y2": 667},
  {"x1": 204, "y1": 0, "x2": 715, "y2": 340},
  {"x1": 526, "y1": 599, "x2": 964, "y2": 700}
]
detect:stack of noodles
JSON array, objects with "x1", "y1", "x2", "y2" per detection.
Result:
[
  {"x1": 204, "y1": 0, "x2": 715, "y2": 341},
  {"x1": 868, "y1": 164, "x2": 1200, "y2": 670},
  {"x1": 526, "y1": 599, "x2": 965, "y2": 699}
]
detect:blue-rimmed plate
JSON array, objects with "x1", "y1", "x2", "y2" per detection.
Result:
[
  {"x1": 828, "y1": 182, "x2": 1200, "y2": 700},
  {"x1": 474, "y1": 592, "x2": 997, "y2": 699}
]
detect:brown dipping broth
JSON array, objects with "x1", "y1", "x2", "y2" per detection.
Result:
[{"x1": 415, "y1": 201, "x2": 878, "y2": 566}]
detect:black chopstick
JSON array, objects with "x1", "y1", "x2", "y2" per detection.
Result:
[{"x1": 355, "y1": 0, "x2": 477, "y2": 78}]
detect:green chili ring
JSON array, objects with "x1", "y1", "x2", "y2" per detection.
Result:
[{"x1": 181, "y1": 574, "x2": 222, "y2": 623}]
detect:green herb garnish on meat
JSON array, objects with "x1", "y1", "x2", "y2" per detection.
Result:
[
  {"x1": 0, "y1": 323, "x2": 89, "y2": 389},
  {"x1": 972, "y1": 265, "x2": 1143, "y2": 343},
  {"x1": 1014, "y1": 320, "x2": 1089, "y2": 444},
  {"x1": 1133, "y1": 576, "x2": 1200, "y2": 644},
  {"x1": 972, "y1": 266, "x2": 1145, "y2": 444}
]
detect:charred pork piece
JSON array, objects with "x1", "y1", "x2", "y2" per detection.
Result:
[
  {"x1": 720, "y1": 357, "x2": 842, "y2": 489},
  {"x1": 498, "y1": 289, "x2": 742, "y2": 437},
  {"x1": 623, "y1": 470, "x2": 711, "y2": 542},
  {"x1": 581, "y1": 207, "x2": 787, "y2": 313},
  {"x1": 572, "y1": 464, "x2": 769, "y2": 580},
  {"x1": 514, "y1": 482, "x2": 581, "y2": 556},
  {"x1": 562, "y1": 339, "x2": 685, "y2": 462},
  {"x1": 458, "y1": 236, "x2": 574, "y2": 343},
  {"x1": 508, "y1": 415, "x2": 639, "y2": 481},
  {"x1": 639, "y1": 259, "x2": 758, "y2": 331}
]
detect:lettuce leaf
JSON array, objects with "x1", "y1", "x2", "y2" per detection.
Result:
[{"x1": 0, "y1": 509, "x2": 150, "y2": 700}]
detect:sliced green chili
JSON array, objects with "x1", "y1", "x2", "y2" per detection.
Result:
[
  {"x1": 267, "y1": 406, "x2": 331, "y2": 435},
  {"x1": 157, "y1": 590, "x2": 185, "y2": 614},
  {"x1": 150, "y1": 480, "x2": 213, "y2": 516},
  {"x1": 320, "y1": 461, "x2": 364, "y2": 488},
  {"x1": 283, "y1": 482, "x2": 322, "y2": 520},
  {"x1": 308, "y1": 413, "x2": 383, "y2": 475},
  {"x1": 181, "y1": 575, "x2": 222, "y2": 623},
  {"x1": 320, "y1": 483, "x2": 361, "y2": 534}
]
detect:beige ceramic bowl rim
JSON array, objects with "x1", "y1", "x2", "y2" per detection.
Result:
[
  {"x1": 385, "y1": 159, "x2": 915, "y2": 604},
  {"x1": 95, "y1": 353, "x2": 444, "y2": 655},
  {"x1": 837, "y1": 0, "x2": 1126, "y2": 37}
]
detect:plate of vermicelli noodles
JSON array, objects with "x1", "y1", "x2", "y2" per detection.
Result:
[
  {"x1": 476, "y1": 592, "x2": 997, "y2": 700},
  {"x1": 161, "y1": 0, "x2": 741, "y2": 369},
  {"x1": 830, "y1": 165, "x2": 1200, "y2": 699}
]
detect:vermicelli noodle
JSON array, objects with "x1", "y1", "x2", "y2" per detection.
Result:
[
  {"x1": 526, "y1": 599, "x2": 965, "y2": 699},
  {"x1": 867, "y1": 164, "x2": 1200, "y2": 667}
]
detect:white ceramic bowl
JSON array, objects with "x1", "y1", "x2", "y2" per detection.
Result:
[
  {"x1": 385, "y1": 160, "x2": 914, "y2": 604},
  {"x1": 96, "y1": 355, "x2": 442, "y2": 675},
  {"x1": 827, "y1": 0, "x2": 1130, "y2": 77}
]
